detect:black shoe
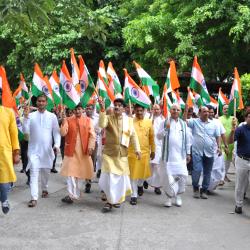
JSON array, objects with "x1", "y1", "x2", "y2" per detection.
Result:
[
  {"x1": 26, "y1": 180, "x2": 30, "y2": 186},
  {"x1": 85, "y1": 183, "x2": 91, "y2": 193},
  {"x1": 200, "y1": 189, "x2": 208, "y2": 199},
  {"x1": 20, "y1": 169, "x2": 24, "y2": 173},
  {"x1": 154, "y1": 187, "x2": 162, "y2": 195},
  {"x1": 130, "y1": 197, "x2": 137, "y2": 205},
  {"x1": 235, "y1": 206, "x2": 242, "y2": 214},
  {"x1": 51, "y1": 168, "x2": 58, "y2": 173},
  {"x1": 61, "y1": 195, "x2": 73, "y2": 204},
  {"x1": 143, "y1": 181, "x2": 148, "y2": 189},
  {"x1": 2, "y1": 201, "x2": 10, "y2": 214},
  {"x1": 138, "y1": 186, "x2": 144, "y2": 196}
]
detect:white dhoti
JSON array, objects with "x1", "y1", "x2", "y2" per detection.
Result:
[
  {"x1": 208, "y1": 154, "x2": 225, "y2": 191},
  {"x1": 160, "y1": 162, "x2": 187, "y2": 198},
  {"x1": 99, "y1": 173, "x2": 131, "y2": 204}
]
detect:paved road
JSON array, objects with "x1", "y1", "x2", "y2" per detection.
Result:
[{"x1": 1, "y1": 163, "x2": 250, "y2": 250}]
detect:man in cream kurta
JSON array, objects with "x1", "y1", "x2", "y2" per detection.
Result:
[
  {"x1": 98, "y1": 98, "x2": 141, "y2": 213},
  {"x1": 23, "y1": 94, "x2": 61, "y2": 207},
  {"x1": 128, "y1": 104, "x2": 155, "y2": 206},
  {"x1": 158, "y1": 104, "x2": 191, "y2": 207}
]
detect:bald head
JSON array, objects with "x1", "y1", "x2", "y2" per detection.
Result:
[
  {"x1": 152, "y1": 104, "x2": 161, "y2": 116},
  {"x1": 199, "y1": 106, "x2": 209, "y2": 121},
  {"x1": 170, "y1": 104, "x2": 181, "y2": 120}
]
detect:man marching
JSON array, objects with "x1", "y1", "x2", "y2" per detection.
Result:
[
  {"x1": 0, "y1": 88, "x2": 20, "y2": 214},
  {"x1": 23, "y1": 94, "x2": 61, "y2": 207},
  {"x1": 98, "y1": 98, "x2": 141, "y2": 213},
  {"x1": 158, "y1": 104, "x2": 191, "y2": 207},
  {"x1": 128, "y1": 104, "x2": 155, "y2": 205},
  {"x1": 60, "y1": 104, "x2": 96, "y2": 203}
]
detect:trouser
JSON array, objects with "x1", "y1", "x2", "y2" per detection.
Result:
[
  {"x1": 30, "y1": 168, "x2": 50, "y2": 200},
  {"x1": 131, "y1": 179, "x2": 144, "y2": 198},
  {"x1": 224, "y1": 160, "x2": 231, "y2": 175},
  {"x1": 0, "y1": 183, "x2": 11, "y2": 203},
  {"x1": 20, "y1": 140, "x2": 30, "y2": 181},
  {"x1": 52, "y1": 152, "x2": 57, "y2": 169},
  {"x1": 91, "y1": 142, "x2": 98, "y2": 171},
  {"x1": 235, "y1": 156, "x2": 250, "y2": 207},
  {"x1": 192, "y1": 153, "x2": 214, "y2": 192},
  {"x1": 60, "y1": 137, "x2": 65, "y2": 159},
  {"x1": 67, "y1": 177, "x2": 83, "y2": 199}
]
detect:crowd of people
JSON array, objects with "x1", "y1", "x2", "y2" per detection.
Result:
[{"x1": 0, "y1": 89, "x2": 250, "y2": 215}]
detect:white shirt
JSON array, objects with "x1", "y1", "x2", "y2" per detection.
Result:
[{"x1": 23, "y1": 110, "x2": 61, "y2": 169}]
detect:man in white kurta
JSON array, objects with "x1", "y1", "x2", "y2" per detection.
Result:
[
  {"x1": 147, "y1": 104, "x2": 164, "y2": 194},
  {"x1": 158, "y1": 104, "x2": 191, "y2": 207},
  {"x1": 23, "y1": 95, "x2": 60, "y2": 207}
]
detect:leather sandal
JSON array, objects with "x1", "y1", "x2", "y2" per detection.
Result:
[
  {"x1": 28, "y1": 200, "x2": 37, "y2": 208},
  {"x1": 42, "y1": 190, "x2": 49, "y2": 198},
  {"x1": 113, "y1": 203, "x2": 121, "y2": 208},
  {"x1": 102, "y1": 203, "x2": 112, "y2": 213}
]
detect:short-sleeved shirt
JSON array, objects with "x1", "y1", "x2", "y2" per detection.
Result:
[
  {"x1": 187, "y1": 118, "x2": 220, "y2": 157},
  {"x1": 234, "y1": 124, "x2": 250, "y2": 158}
]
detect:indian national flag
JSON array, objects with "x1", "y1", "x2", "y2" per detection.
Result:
[
  {"x1": 60, "y1": 60, "x2": 80, "y2": 109},
  {"x1": 79, "y1": 55, "x2": 96, "y2": 108},
  {"x1": 20, "y1": 73, "x2": 29, "y2": 100},
  {"x1": 70, "y1": 48, "x2": 80, "y2": 87},
  {"x1": 218, "y1": 87, "x2": 229, "y2": 115},
  {"x1": 162, "y1": 84, "x2": 172, "y2": 118},
  {"x1": 124, "y1": 69, "x2": 151, "y2": 109},
  {"x1": 133, "y1": 61, "x2": 159, "y2": 98},
  {"x1": 0, "y1": 66, "x2": 16, "y2": 109},
  {"x1": 13, "y1": 84, "x2": 23, "y2": 106},
  {"x1": 209, "y1": 95, "x2": 218, "y2": 109},
  {"x1": 186, "y1": 87, "x2": 195, "y2": 108},
  {"x1": 107, "y1": 62, "x2": 122, "y2": 94},
  {"x1": 32, "y1": 64, "x2": 54, "y2": 111},
  {"x1": 190, "y1": 56, "x2": 210, "y2": 103},
  {"x1": 166, "y1": 60, "x2": 180, "y2": 93},
  {"x1": 99, "y1": 60, "x2": 108, "y2": 85},
  {"x1": 171, "y1": 90, "x2": 185, "y2": 109},
  {"x1": 193, "y1": 91, "x2": 203, "y2": 108},
  {"x1": 228, "y1": 67, "x2": 244, "y2": 115},
  {"x1": 15, "y1": 111, "x2": 24, "y2": 141},
  {"x1": 97, "y1": 71, "x2": 115, "y2": 108},
  {"x1": 49, "y1": 70, "x2": 61, "y2": 106}
]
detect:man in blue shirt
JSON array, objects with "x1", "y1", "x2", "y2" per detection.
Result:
[
  {"x1": 229, "y1": 111, "x2": 250, "y2": 214},
  {"x1": 184, "y1": 106, "x2": 221, "y2": 199}
]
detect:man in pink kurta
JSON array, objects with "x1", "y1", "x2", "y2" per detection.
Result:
[{"x1": 60, "y1": 104, "x2": 96, "y2": 203}]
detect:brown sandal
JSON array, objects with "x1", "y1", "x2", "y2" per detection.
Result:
[
  {"x1": 102, "y1": 203, "x2": 112, "y2": 213},
  {"x1": 42, "y1": 190, "x2": 49, "y2": 198},
  {"x1": 28, "y1": 200, "x2": 37, "y2": 207}
]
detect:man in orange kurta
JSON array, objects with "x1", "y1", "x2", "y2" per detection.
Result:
[{"x1": 60, "y1": 104, "x2": 96, "y2": 203}]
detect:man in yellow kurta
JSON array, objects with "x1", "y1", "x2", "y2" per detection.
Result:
[
  {"x1": 128, "y1": 104, "x2": 155, "y2": 205},
  {"x1": 0, "y1": 89, "x2": 20, "y2": 214},
  {"x1": 98, "y1": 98, "x2": 141, "y2": 213}
]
